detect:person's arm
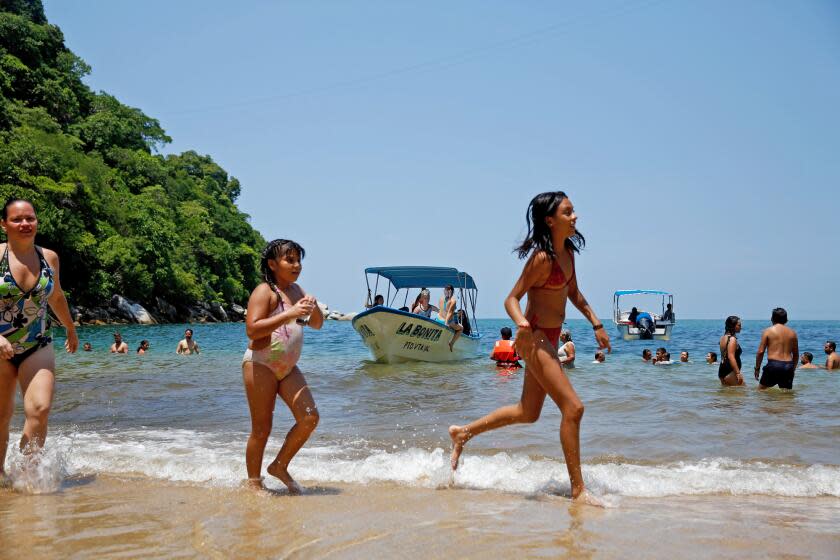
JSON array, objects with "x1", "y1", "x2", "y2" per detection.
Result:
[
  {"x1": 755, "y1": 331, "x2": 768, "y2": 380},
  {"x1": 193, "y1": 341, "x2": 200, "y2": 354},
  {"x1": 302, "y1": 288, "x2": 324, "y2": 330},
  {"x1": 110, "y1": 344, "x2": 116, "y2": 354},
  {"x1": 245, "y1": 284, "x2": 313, "y2": 340},
  {"x1": 727, "y1": 338, "x2": 742, "y2": 379},
  {"x1": 176, "y1": 340, "x2": 184, "y2": 354},
  {"x1": 564, "y1": 342, "x2": 575, "y2": 363},
  {"x1": 44, "y1": 249, "x2": 78, "y2": 353},
  {"x1": 566, "y1": 270, "x2": 611, "y2": 353}
]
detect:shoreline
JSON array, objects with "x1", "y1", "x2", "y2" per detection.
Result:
[{"x1": 2, "y1": 474, "x2": 837, "y2": 558}]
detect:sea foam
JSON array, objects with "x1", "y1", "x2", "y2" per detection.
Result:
[{"x1": 9, "y1": 429, "x2": 840, "y2": 498}]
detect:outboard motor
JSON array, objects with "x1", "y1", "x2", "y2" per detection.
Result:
[{"x1": 636, "y1": 313, "x2": 656, "y2": 340}]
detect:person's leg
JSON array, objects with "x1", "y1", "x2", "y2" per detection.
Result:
[
  {"x1": 17, "y1": 346, "x2": 56, "y2": 453},
  {"x1": 526, "y1": 335, "x2": 591, "y2": 502},
  {"x1": 448, "y1": 323, "x2": 463, "y2": 351},
  {"x1": 449, "y1": 359, "x2": 547, "y2": 469},
  {"x1": 0, "y1": 360, "x2": 17, "y2": 478},
  {"x1": 267, "y1": 367, "x2": 319, "y2": 493},
  {"x1": 242, "y1": 360, "x2": 279, "y2": 485}
]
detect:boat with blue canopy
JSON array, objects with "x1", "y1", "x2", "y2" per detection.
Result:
[
  {"x1": 612, "y1": 289, "x2": 675, "y2": 340},
  {"x1": 352, "y1": 266, "x2": 481, "y2": 362}
]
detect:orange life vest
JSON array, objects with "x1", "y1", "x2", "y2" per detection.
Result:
[{"x1": 491, "y1": 339, "x2": 518, "y2": 362}]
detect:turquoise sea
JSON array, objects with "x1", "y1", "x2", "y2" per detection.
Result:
[{"x1": 8, "y1": 318, "x2": 837, "y2": 499}]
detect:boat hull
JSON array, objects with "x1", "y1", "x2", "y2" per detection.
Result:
[
  {"x1": 615, "y1": 323, "x2": 673, "y2": 341},
  {"x1": 352, "y1": 307, "x2": 480, "y2": 363}
]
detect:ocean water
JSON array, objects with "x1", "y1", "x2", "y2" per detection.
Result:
[{"x1": 6, "y1": 319, "x2": 840, "y2": 500}]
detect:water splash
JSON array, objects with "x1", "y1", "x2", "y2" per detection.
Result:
[{"x1": 6, "y1": 441, "x2": 67, "y2": 494}]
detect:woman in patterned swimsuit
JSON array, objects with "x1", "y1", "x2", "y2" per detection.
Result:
[
  {"x1": 242, "y1": 239, "x2": 324, "y2": 493},
  {"x1": 448, "y1": 191, "x2": 610, "y2": 505},
  {"x1": 0, "y1": 199, "x2": 78, "y2": 482}
]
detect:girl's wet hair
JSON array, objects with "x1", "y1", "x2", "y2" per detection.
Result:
[
  {"x1": 260, "y1": 239, "x2": 305, "y2": 286},
  {"x1": 2, "y1": 198, "x2": 35, "y2": 220},
  {"x1": 515, "y1": 191, "x2": 585, "y2": 259},
  {"x1": 724, "y1": 315, "x2": 740, "y2": 335}
]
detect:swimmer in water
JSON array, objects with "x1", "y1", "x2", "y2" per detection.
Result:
[
  {"x1": 0, "y1": 199, "x2": 78, "y2": 484},
  {"x1": 449, "y1": 191, "x2": 610, "y2": 506},
  {"x1": 798, "y1": 352, "x2": 818, "y2": 369},
  {"x1": 706, "y1": 352, "x2": 717, "y2": 364},
  {"x1": 592, "y1": 351, "x2": 606, "y2": 363},
  {"x1": 242, "y1": 239, "x2": 323, "y2": 494},
  {"x1": 824, "y1": 341, "x2": 839, "y2": 370},
  {"x1": 110, "y1": 332, "x2": 128, "y2": 354},
  {"x1": 137, "y1": 340, "x2": 150, "y2": 354},
  {"x1": 718, "y1": 316, "x2": 745, "y2": 386},
  {"x1": 175, "y1": 328, "x2": 199, "y2": 355},
  {"x1": 641, "y1": 349, "x2": 652, "y2": 363}
]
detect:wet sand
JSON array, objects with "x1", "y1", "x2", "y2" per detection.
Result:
[{"x1": 1, "y1": 475, "x2": 837, "y2": 559}]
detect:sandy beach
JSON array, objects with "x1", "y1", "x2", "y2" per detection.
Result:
[{"x1": 3, "y1": 474, "x2": 838, "y2": 559}]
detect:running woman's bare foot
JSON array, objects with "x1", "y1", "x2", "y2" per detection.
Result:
[
  {"x1": 448, "y1": 425, "x2": 470, "y2": 470},
  {"x1": 244, "y1": 477, "x2": 264, "y2": 490},
  {"x1": 572, "y1": 489, "x2": 605, "y2": 508},
  {"x1": 267, "y1": 462, "x2": 303, "y2": 495}
]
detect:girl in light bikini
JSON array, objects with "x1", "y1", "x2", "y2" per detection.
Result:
[
  {"x1": 449, "y1": 191, "x2": 610, "y2": 505},
  {"x1": 242, "y1": 239, "x2": 323, "y2": 493}
]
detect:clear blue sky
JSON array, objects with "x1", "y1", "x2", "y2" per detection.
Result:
[{"x1": 44, "y1": 0, "x2": 839, "y2": 320}]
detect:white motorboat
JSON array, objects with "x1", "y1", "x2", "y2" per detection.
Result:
[
  {"x1": 613, "y1": 290, "x2": 675, "y2": 341},
  {"x1": 352, "y1": 266, "x2": 481, "y2": 363}
]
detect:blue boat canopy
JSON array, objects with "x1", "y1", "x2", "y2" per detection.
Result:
[
  {"x1": 365, "y1": 266, "x2": 477, "y2": 290},
  {"x1": 614, "y1": 290, "x2": 672, "y2": 296}
]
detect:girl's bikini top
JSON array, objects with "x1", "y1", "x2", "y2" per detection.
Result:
[{"x1": 535, "y1": 250, "x2": 574, "y2": 290}]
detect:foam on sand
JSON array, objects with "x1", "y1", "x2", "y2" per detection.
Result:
[{"x1": 10, "y1": 428, "x2": 839, "y2": 498}]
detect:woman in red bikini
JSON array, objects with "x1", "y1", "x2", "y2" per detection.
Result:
[{"x1": 449, "y1": 191, "x2": 610, "y2": 504}]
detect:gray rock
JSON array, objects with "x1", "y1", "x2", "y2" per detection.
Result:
[
  {"x1": 209, "y1": 302, "x2": 228, "y2": 322},
  {"x1": 110, "y1": 295, "x2": 157, "y2": 324},
  {"x1": 153, "y1": 297, "x2": 179, "y2": 323},
  {"x1": 228, "y1": 303, "x2": 246, "y2": 321}
]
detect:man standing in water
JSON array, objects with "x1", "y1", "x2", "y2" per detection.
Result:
[
  {"x1": 110, "y1": 333, "x2": 128, "y2": 354},
  {"x1": 824, "y1": 341, "x2": 839, "y2": 370},
  {"x1": 176, "y1": 328, "x2": 200, "y2": 355},
  {"x1": 798, "y1": 352, "x2": 818, "y2": 369},
  {"x1": 754, "y1": 308, "x2": 798, "y2": 389}
]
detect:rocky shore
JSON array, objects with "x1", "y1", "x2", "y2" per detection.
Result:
[{"x1": 70, "y1": 295, "x2": 355, "y2": 325}]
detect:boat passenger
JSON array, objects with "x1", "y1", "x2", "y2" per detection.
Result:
[
  {"x1": 627, "y1": 307, "x2": 639, "y2": 325},
  {"x1": 457, "y1": 309, "x2": 472, "y2": 336},
  {"x1": 242, "y1": 239, "x2": 323, "y2": 493},
  {"x1": 661, "y1": 303, "x2": 675, "y2": 322},
  {"x1": 718, "y1": 316, "x2": 745, "y2": 386},
  {"x1": 557, "y1": 330, "x2": 575, "y2": 369},
  {"x1": 0, "y1": 198, "x2": 78, "y2": 485},
  {"x1": 449, "y1": 190, "x2": 610, "y2": 506},
  {"x1": 436, "y1": 285, "x2": 462, "y2": 351},
  {"x1": 491, "y1": 327, "x2": 520, "y2": 368},
  {"x1": 365, "y1": 291, "x2": 385, "y2": 309},
  {"x1": 411, "y1": 289, "x2": 438, "y2": 318}
]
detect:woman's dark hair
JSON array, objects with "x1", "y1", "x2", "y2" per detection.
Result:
[
  {"x1": 709, "y1": 352, "x2": 718, "y2": 361},
  {"x1": 515, "y1": 191, "x2": 585, "y2": 259},
  {"x1": 457, "y1": 309, "x2": 472, "y2": 336},
  {"x1": 260, "y1": 239, "x2": 305, "y2": 286},
  {"x1": 137, "y1": 340, "x2": 149, "y2": 352},
  {"x1": 724, "y1": 315, "x2": 740, "y2": 335},
  {"x1": 2, "y1": 198, "x2": 35, "y2": 220}
]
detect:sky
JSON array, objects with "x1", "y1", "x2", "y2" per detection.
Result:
[{"x1": 44, "y1": 0, "x2": 840, "y2": 320}]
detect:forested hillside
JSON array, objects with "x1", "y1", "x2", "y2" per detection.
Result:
[{"x1": 0, "y1": 0, "x2": 264, "y2": 321}]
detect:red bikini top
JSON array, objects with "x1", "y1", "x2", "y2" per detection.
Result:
[{"x1": 536, "y1": 250, "x2": 574, "y2": 290}]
